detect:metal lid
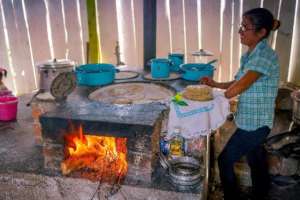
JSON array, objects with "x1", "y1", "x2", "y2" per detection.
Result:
[
  {"x1": 50, "y1": 72, "x2": 76, "y2": 100},
  {"x1": 38, "y1": 58, "x2": 75, "y2": 69},
  {"x1": 192, "y1": 49, "x2": 213, "y2": 57}
]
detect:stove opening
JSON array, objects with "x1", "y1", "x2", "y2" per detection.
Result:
[{"x1": 61, "y1": 125, "x2": 128, "y2": 183}]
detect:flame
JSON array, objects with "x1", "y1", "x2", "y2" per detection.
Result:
[{"x1": 61, "y1": 125, "x2": 128, "y2": 182}]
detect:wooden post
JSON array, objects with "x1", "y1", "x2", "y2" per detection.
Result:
[
  {"x1": 143, "y1": 0, "x2": 157, "y2": 70},
  {"x1": 86, "y1": 0, "x2": 100, "y2": 63}
]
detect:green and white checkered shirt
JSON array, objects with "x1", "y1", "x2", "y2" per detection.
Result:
[{"x1": 234, "y1": 39, "x2": 280, "y2": 131}]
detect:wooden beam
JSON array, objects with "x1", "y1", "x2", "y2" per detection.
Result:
[{"x1": 143, "y1": 0, "x2": 156, "y2": 69}]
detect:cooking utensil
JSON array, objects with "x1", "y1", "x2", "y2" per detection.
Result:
[
  {"x1": 150, "y1": 58, "x2": 171, "y2": 78},
  {"x1": 50, "y1": 72, "x2": 77, "y2": 101},
  {"x1": 37, "y1": 58, "x2": 75, "y2": 92},
  {"x1": 168, "y1": 53, "x2": 184, "y2": 72},
  {"x1": 191, "y1": 49, "x2": 213, "y2": 63},
  {"x1": 180, "y1": 63, "x2": 215, "y2": 81},
  {"x1": 75, "y1": 63, "x2": 118, "y2": 86},
  {"x1": 168, "y1": 156, "x2": 203, "y2": 190},
  {"x1": 206, "y1": 59, "x2": 218, "y2": 65}
]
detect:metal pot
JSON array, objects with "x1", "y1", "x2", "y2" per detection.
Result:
[
  {"x1": 37, "y1": 58, "x2": 75, "y2": 92},
  {"x1": 180, "y1": 63, "x2": 215, "y2": 81},
  {"x1": 291, "y1": 90, "x2": 300, "y2": 125},
  {"x1": 168, "y1": 156, "x2": 202, "y2": 189},
  {"x1": 75, "y1": 63, "x2": 118, "y2": 86}
]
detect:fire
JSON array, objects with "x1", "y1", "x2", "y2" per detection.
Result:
[{"x1": 61, "y1": 125, "x2": 128, "y2": 183}]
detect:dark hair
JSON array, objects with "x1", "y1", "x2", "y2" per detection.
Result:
[{"x1": 243, "y1": 8, "x2": 280, "y2": 38}]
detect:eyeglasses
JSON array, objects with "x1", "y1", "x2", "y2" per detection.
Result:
[{"x1": 239, "y1": 25, "x2": 256, "y2": 32}]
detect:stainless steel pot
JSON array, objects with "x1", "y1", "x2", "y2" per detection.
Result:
[
  {"x1": 37, "y1": 58, "x2": 75, "y2": 92},
  {"x1": 291, "y1": 90, "x2": 300, "y2": 125},
  {"x1": 168, "y1": 156, "x2": 203, "y2": 189}
]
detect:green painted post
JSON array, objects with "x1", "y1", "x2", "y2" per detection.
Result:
[{"x1": 86, "y1": 0, "x2": 100, "y2": 63}]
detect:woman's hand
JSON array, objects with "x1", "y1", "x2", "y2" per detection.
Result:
[{"x1": 200, "y1": 77, "x2": 216, "y2": 87}]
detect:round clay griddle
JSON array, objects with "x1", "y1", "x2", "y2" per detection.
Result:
[
  {"x1": 88, "y1": 82, "x2": 176, "y2": 105},
  {"x1": 115, "y1": 70, "x2": 140, "y2": 80}
]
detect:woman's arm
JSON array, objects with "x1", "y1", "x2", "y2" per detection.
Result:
[
  {"x1": 200, "y1": 77, "x2": 235, "y2": 89},
  {"x1": 224, "y1": 70, "x2": 262, "y2": 98}
]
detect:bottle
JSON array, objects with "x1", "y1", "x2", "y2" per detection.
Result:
[{"x1": 169, "y1": 127, "x2": 185, "y2": 158}]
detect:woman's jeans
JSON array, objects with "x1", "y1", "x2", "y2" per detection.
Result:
[{"x1": 218, "y1": 126, "x2": 270, "y2": 200}]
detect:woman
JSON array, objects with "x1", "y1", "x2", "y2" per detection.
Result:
[{"x1": 201, "y1": 8, "x2": 280, "y2": 200}]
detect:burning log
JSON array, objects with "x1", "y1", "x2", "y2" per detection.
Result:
[
  {"x1": 61, "y1": 153, "x2": 98, "y2": 175},
  {"x1": 61, "y1": 125, "x2": 128, "y2": 182}
]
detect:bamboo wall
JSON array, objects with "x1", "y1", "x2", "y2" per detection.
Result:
[{"x1": 0, "y1": 0, "x2": 299, "y2": 95}]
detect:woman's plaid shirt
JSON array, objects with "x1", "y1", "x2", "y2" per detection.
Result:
[{"x1": 234, "y1": 39, "x2": 280, "y2": 131}]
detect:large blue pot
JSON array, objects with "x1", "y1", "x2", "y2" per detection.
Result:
[
  {"x1": 75, "y1": 63, "x2": 117, "y2": 86},
  {"x1": 150, "y1": 58, "x2": 171, "y2": 78},
  {"x1": 180, "y1": 63, "x2": 215, "y2": 81},
  {"x1": 168, "y1": 53, "x2": 184, "y2": 72}
]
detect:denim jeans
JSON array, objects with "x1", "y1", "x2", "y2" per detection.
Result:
[{"x1": 218, "y1": 126, "x2": 271, "y2": 200}]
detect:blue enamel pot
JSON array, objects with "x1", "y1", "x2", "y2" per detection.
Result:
[
  {"x1": 150, "y1": 58, "x2": 171, "y2": 78},
  {"x1": 75, "y1": 63, "x2": 118, "y2": 86},
  {"x1": 180, "y1": 63, "x2": 215, "y2": 81},
  {"x1": 168, "y1": 53, "x2": 184, "y2": 72}
]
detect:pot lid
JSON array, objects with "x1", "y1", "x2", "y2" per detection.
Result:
[
  {"x1": 38, "y1": 58, "x2": 75, "y2": 69},
  {"x1": 192, "y1": 49, "x2": 213, "y2": 57},
  {"x1": 50, "y1": 72, "x2": 76, "y2": 100}
]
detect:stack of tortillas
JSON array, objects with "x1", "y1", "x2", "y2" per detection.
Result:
[{"x1": 182, "y1": 85, "x2": 213, "y2": 101}]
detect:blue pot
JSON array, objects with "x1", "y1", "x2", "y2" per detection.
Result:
[
  {"x1": 150, "y1": 58, "x2": 171, "y2": 78},
  {"x1": 75, "y1": 63, "x2": 117, "y2": 86},
  {"x1": 168, "y1": 53, "x2": 184, "y2": 72},
  {"x1": 180, "y1": 63, "x2": 215, "y2": 81}
]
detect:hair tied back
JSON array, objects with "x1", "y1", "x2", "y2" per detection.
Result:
[{"x1": 272, "y1": 19, "x2": 280, "y2": 31}]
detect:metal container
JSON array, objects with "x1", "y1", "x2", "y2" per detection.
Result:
[
  {"x1": 75, "y1": 63, "x2": 117, "y2": 86},
  {"x1": 37, "y1": 58, "x2": 75, "y2": 92},
  {"x1": 168, "y1": 53, "x2": 184, "y2": 72},
  {"x1": 192, "y1": 49, "x2": 213, "y2": 63},
  {"x1": 168, "y1": 156, "x2": 202, "y2": 190},
  {"x1": 150, "y1": 58, "x2": 171, "y2": 78},
  {"x1": 291, "y1": 90, "x2": 300, "y2": 125},
  {"x1": 180, "y1": 63, "x2": 215, "y2": 81}
]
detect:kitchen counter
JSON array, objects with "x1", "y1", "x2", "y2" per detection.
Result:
[{"x1": 41, "y1": 69, "x2": 197, "y2": 127}]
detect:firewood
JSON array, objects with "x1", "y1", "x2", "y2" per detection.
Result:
[{"x1": 61, "y1": 153, "x2": 98, "y2": 175}]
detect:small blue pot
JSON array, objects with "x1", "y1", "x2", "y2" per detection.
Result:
[
  {"x1": 150, "y1": 58, "x2": 171, "y2": 78},
  {"x1": 168, "y1": 53, "x2": 184, "y2": 72},
  {"x1": 180, "y1": 63, "x2": 215, "y2": 81},
  {"x1": 75, "y1": 63, "x2": 117, "y2": 86}
]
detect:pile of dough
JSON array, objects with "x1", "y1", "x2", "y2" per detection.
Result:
[{"x1": 182, "y1": 85, "x2": 213, "y2": 101}]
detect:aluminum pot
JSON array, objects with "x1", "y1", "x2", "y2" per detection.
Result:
[
  {"x1": 37, "y1": 59, "x2": 75, "y2": 92},
  {"x1": 291, "y1": 90, "x2": 300, "y2": 125}
]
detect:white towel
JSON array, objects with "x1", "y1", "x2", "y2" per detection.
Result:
[{"x1": 167, "y1": 90, "x2": 230, "y2": 139}]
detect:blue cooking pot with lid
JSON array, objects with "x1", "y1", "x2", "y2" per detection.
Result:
[
  {"x1": 150, "y1": 58, "x2": 171, "y2": 78},
  {"x1": 168, "y1": 53, "x2": 184, "y2": 72},
  {"x1": 180, "y1": 61, "x2": 216, "y2": 81},
  {"x1": 75, "y1": 63, "x2": 118, "y2": 86}
]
